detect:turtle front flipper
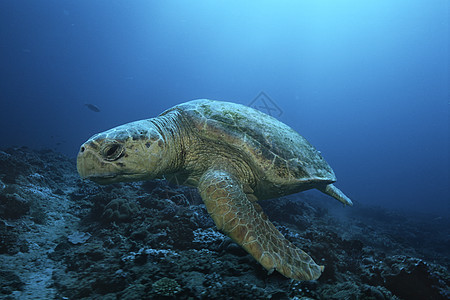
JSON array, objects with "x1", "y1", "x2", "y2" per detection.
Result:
[{"x1": 198, "y1": 169, "x2": 323, "y2": 281}]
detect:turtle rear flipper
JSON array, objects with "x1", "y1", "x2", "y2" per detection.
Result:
[
  {"x1": 317, "y1": 184, "x2": 353, "y2": 206},
  {"x1": 198, "y1": 169, "x2": 323, "y2": 281}
]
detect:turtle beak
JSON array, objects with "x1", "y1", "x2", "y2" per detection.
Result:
[
  {"x1": 76, "y1": 141, "x2": 140, "y2": 184},
  {"x1": 76, "y1": 142, "x2": 112, "y2": 180},
  {"x1": 76, "y1": 143, "x2": 92, "y2": 179}
]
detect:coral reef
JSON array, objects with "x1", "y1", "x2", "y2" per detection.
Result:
[
  {"x1": 102, "y1": 198, "x2": 138, "y2": 223},
  {"x1": 67, "y1": 231, "x2": 91, "y2": 244},
  {"x1": 152, "y1": 277, "x2": 181, "y2": 297},
  {"x1": 0, "y1": 147, "x2": 448, "y2": 299}
]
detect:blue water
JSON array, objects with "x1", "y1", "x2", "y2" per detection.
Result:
[{"x1": 0, "y1": 1, "x2": 448, "y2": 215}]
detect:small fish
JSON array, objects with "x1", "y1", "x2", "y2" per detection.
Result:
[{"x1": 85, "y1": 103, "x2": 100, "y2": 112}]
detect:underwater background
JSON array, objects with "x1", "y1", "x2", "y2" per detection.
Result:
[
  {"x1": 0, "y1": 1, "x2": 449, "y2": 299},
  {"x1": 0, "y1": 1, "x2": 448, "y2": 215},
  {"x1": 1, "y1": 0, "x2": 448, "y2": 216}
]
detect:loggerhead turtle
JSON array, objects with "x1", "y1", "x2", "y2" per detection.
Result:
[{"x1": 77, "y1": 99, "x2": 352, "y2": 281}]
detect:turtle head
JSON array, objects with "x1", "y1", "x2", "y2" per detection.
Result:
[{"x1": 77, "y1": 120, "x2": 169, "y2": 184}]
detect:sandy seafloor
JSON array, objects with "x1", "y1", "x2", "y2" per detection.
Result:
[{"x1": 0, "y1": 147, "x2": 448, "y2": 300}]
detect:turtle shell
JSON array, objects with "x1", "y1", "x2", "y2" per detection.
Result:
[{"x1": 163, "y1": 99, "x2": 336, "y2": 197}]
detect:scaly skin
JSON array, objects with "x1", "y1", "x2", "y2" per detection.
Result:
[{"x1": 198, "y1": 169, "x2": 323, "y2": 280}]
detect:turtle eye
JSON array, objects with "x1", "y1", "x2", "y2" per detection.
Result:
[{"x1": 102, "y1": 143, "x2": 124, "y2": 161}]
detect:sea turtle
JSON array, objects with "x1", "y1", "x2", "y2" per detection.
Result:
[{"x1": 77, "y1": 99, "x2": 352, "y2": 281}]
